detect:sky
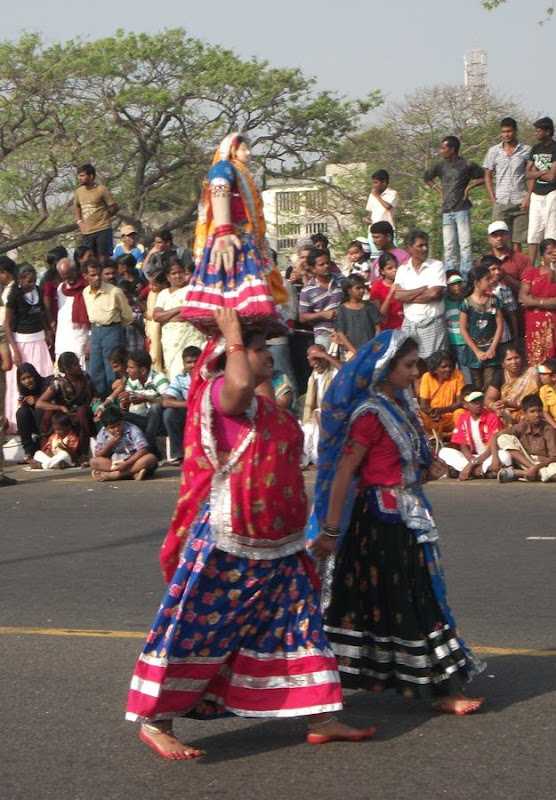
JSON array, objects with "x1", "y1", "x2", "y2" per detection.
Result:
[{"x1": 3, "y1": 0, "x2": 553, "y2": 123}]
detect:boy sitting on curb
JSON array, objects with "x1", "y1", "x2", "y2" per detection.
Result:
[
  {"x1": 90, "y1": 406, "x2": 158, "y2": 482},
  {"x1": 438, "y1": 385, "x2": 510, "y2": 480},
  {"x1": 492, "y1": 392, "x2": 556, "y2": 483}
]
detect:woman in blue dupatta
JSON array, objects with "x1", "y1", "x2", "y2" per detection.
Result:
[{"x1": 311, "y1": 330, "x2": 485, "y2": 715}]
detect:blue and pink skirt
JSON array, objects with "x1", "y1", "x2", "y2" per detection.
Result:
[
  {"x1": 181, "y1": 228, "x2": 286, "y2": 336},
  {"x1": 126, "y1": 506, "x2": 343, "y2": 722}
]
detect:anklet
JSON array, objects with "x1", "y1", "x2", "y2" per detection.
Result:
[
  {"x1": 141, "y1": 721, "x2": 173, "y2": 735},
  {"x1": 307, "y1": 715, "x2": 337, "y2": 730}
]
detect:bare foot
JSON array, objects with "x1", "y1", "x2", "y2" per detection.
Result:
[
  {"x1": 434, "y1": 695, "x2": 484, "y2": 715},
  {"x1": 133, "y1": 468, "x2": 147, "y2": 481},
  {"x1": 92, "y1": 469, "x2": 119, "y2": 482},
  {"x1": 139, "y1": 724, "x2": 204, "y2": 760},
  {"x1": 306, "y1": 717, "x2": 376, "y2": 744}
]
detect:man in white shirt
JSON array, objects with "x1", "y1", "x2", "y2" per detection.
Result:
[
  {"x1": 55, "y1": 258, "x2": 90, "y2": 368},
  {"x1": 394, "y1": 230, "x2": 448, "y2": 361},
  {"x1": 365, "y1": 169, "x2": 398, "y2": 229}
]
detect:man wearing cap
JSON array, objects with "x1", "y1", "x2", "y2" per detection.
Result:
[
  {"x1": 438, "y1": 385, "x2": 509, "y2": 480},
  {"x1": 487, "y1": 221, "x2": 532, "y2": 298},
  {"x1": 113, "y1": 225, "x2": 146, "y2": 271},
  {"x1": 483, "y1": 118, "x2": 531, "y2": 253}
]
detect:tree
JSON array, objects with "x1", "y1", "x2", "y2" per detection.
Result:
[
  {"x1": 0, "y1": 30, "x2": 380, "y2": 261},
  {"x1": 481, "y1": 0, "x2": 554, "y2": 24},
  {"x1": 332, "y1": 85, "x2": 533, "y2": 257}
]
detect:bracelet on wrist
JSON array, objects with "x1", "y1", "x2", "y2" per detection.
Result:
[
  {"x1": 214, "y1": 224, "x2": 234, "y2": 238},
  {"x1": 226, "y1": 344, "x2": 246, "y2": 357},
  {"x1": 321, "y1": 523, "x2": 341, "y2": 538}
]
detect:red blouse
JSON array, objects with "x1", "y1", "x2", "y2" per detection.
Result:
[{"x1": 346, "y1": 411, "x2": 403, "y2": 487}]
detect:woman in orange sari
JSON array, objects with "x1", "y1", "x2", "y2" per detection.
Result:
[
  {"x1": 419, "y1": 350, "x2": 465, "y2": 440},
  {"x1": 519, "y1": 238, "x2": 556, "y2": 366}
]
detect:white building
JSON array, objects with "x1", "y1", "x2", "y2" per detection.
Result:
[{"x1": 262, "y1": 162, "x2": 367, "y2": 269}]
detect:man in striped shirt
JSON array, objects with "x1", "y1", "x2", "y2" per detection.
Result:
[{"x1": 121, "y1": 349, "x2": 169, "y2": 451}]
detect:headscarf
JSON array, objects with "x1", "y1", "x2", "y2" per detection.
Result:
[{"x1": 314, "y1": 329, "x2": 432, "y2": 529}]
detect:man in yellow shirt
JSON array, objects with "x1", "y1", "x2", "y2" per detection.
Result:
[
  {"x1": 73, "y1": 163, "x2": 119, "y2": 259},
  {"x1": 83, "y1": 260, "x2": 133, "y2": 398}
]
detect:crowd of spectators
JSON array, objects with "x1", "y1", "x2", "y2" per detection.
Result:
[{"x1": 1, "y1": 117, "x2": 556, "y2": 488}]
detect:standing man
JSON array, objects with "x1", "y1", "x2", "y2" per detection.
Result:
[
  {"x1": 370, "y1": 221, "x2": 410, "y2": 265},
  {"x1": 82, "y1": 260, "x2": 133, "y2": 398},
  {"x1": 486, "y1": 221, "x2": 532, "y2": 300},
  {"x1": 298, "y1": 248, "x2": 343, "y2": 351},
  {"x1": 73, "y1": 163, "x2": 119, "y2": 260},
  {"x1": 365, "y1": 169, "x2": 399, "y2": 229},
  {"x1": 394, "y1": 230, "x2": 448, "y2": 363},
  {"x1": 55, "y1": 258, "x2": 90, "y2": 369},
  {"x1": 424, "y1": 136, "x2": 484, "y2": 277},
  {"x1": 525, "y1": 117, "x2": 556, "y2": 265},
  {"x1": 483, "y1": 118, "x2": 531, "y2": 252}
]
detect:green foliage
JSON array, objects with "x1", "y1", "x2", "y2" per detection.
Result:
[
  {"x1": 331, "y1": 85, "x2": 534, "y2": 260},
  {"x1": 0, "y1": 30, "x2": 377, "y2": 261}
]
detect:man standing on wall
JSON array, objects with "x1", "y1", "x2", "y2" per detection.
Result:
[
  {"x1": 483, "y1": 117, "x2": 531, "y2": 253},
  {"x1": 424, "y1": 136, "x2": 484, "y2": 277},
  {"x1": 73, "y1": 163, "x2": 119, "y2": 260},
  {"x1": 525, "y1": 117, "x2": 556, "y2": 265}
]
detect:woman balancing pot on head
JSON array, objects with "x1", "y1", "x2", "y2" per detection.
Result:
[
  {"x1": 181, "y1": 132, "x2": 288, "y2": 336},
  {"x1": 311, "y1": 330, "x2": 485, "y2": 716},
  {"x1": 125, "y1": 309, "x2": 375, "y2": 759}
]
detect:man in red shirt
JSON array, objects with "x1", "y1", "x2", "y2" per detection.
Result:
[{"x1": 487, "y1": 221, "x2": 532, "y2": 298}]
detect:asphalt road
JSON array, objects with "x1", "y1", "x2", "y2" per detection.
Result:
[{"x1": 1, "y1": 465, "x2": 555, "y2": 800}]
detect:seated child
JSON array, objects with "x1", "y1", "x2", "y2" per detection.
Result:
[
  {"x1": 492, "y1": 392, "x2": 556, "y2": 483},
  {"x1": 538, "y1": 359, "x2": 556, "y2": 430},
  {"x1": 121, "y1": 349, "x2": 169, "y2": 450},
  {"x1": 301, "y1": 344, "x2": 341, "y2": 467},
  {"x1": 90, "y1": 406, "x2": 158, "y2": 482},
  {"x1": 162, "y1": 345, "x2": 202, "y2": 464},
  {"x1": 438, "y1": 385, "x2": 510, "y2": 480},
  {"x1": 31, "y1": 412, "x2": 80, "y2": 470}
]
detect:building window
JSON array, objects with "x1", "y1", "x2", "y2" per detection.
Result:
[
  {"x1": 277, "y1": 237, "x2": 299, "y2": 250},
  {"x1": 277, "y1": 223, "x2": 301, "y2": 236},
  {"x1": 305, "y1": 188, "x2": 327, "y2": 211},
  {"x1": 305, "y1": 222, "x2": 328, "y2": 235},
  {"x1": 277, "y1": 192, "x2": 301, "y2": 213}
]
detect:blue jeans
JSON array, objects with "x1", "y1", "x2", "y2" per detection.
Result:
[
  {"x1": 89, "y1": 323, "x2": 123, "y2": 398},
  {"x1": 442, "y1": 210, "x2": 472, "y2": 277}
]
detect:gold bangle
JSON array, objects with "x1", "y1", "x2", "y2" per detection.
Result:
[{"x1": 226, "y1": 344, "x2": 246, "y2": 357}]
